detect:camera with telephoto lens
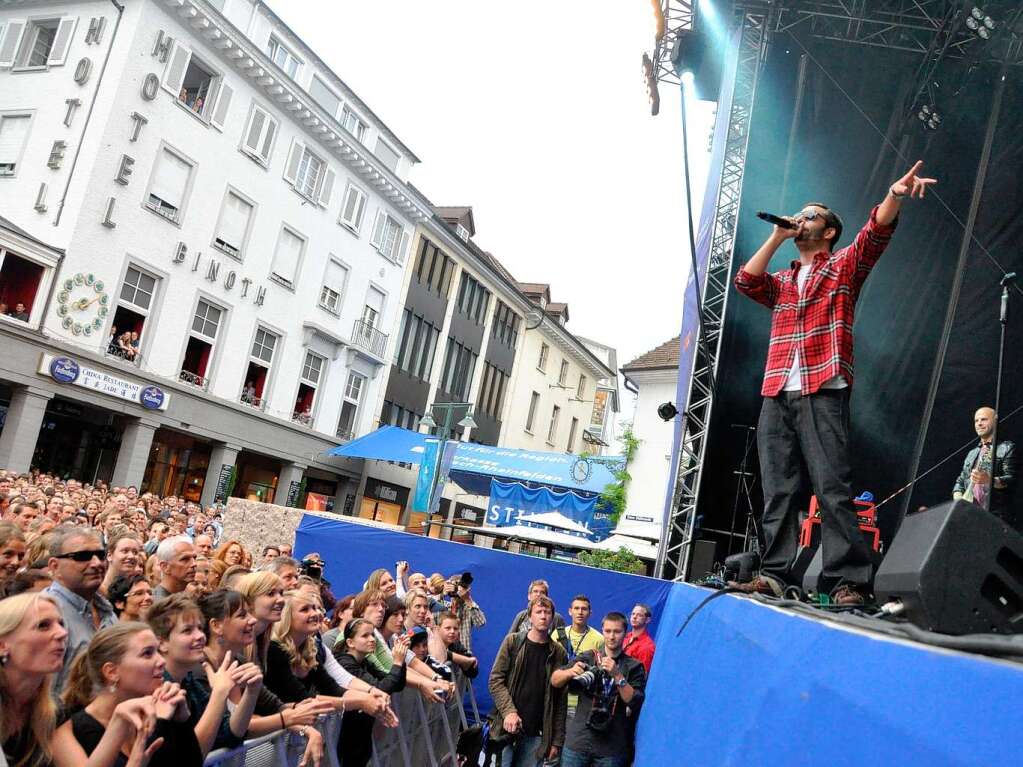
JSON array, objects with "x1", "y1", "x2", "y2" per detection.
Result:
[{"x1": 573, "y1": 665, "x2": 614, "y2": 732}]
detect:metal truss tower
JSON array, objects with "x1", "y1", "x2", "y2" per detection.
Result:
[{"x1": 657, "y1": 7, "x2": 770, "y2": 581}]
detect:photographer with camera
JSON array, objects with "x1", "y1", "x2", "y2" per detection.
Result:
[
  {"x1": 439, "y1": 571, "x2": 485, "y2": 652},
  {"x1": 551, "y1": 612, "x2": 646, "y2": 767}
]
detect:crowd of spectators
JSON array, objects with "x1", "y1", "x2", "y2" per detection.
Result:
[{"x1": 0, "y1": 469, "x2": 658, "y2": 767}]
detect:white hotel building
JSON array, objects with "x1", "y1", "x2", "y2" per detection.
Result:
[{"x1": 0, "y1": 0, "x2": 430, "y2": 507}]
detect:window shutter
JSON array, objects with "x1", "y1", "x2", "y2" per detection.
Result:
[
  {"x1": 0, "y1": 20, "x2": 26, "y2": 68},
  {"x1": 272, "y1": 228, "x2": 303, "y2": 285},
  {"x1": 217, "y1": 193, "x2": 251, "y2": 251},
  {"x1": 396, "y1": 230, "x2": 410, "y2": 265},
  {"x1": 260, "y1": 118, "x2": 277, "y2": 163},
  {"x1": 243, "y1": 107, "x2": 265, "y2": 156},
  {"x1": 47, "y1": 16, "x2": 77, "y2": 66},
  {"x1": 369, "y1": 210, "x2": 386, "y2": 250},
  {"x1": 0, "y1": 115, "x2": 30, "y2": 168},
  {"x1": 150, "y1": 150, "x2": 191, "y2": 210},
  {"x1": 283, "y1": 139, "x2": 304, "y2": 185},
  {"x1": 162, "y1": 40, "x2": 191, "y2": 97},
  {"x1": 210, "y1": 79, "x2": 233, "y2": 131},
  {"x1": 317, "y1": 166, "x2": 335, "y2": 207}
]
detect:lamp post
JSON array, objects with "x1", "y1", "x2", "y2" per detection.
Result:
[{"x1": 419, "y1": 402, "x2": 477, "y2": 537}]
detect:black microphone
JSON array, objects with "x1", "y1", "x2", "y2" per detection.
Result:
[{"x1": 756, "y1": 211, "x2": 797, "y2": 230}]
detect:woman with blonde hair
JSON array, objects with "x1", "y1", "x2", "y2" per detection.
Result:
[
  {"x1": 364, "y1": 568, "x2": 397, "y2": 597},
  {"x1": 54, "y1": 622, "x2": 202, "y2": 767},
  {"x1": 207, "y1": 559, "x2": 228, "y2": 590},
  {"x1": 235, "y1": 571, "x2": 286, "y2": 670},
  {"x1": 213, "y1": 540, "x2": 245, "y2": 568}
]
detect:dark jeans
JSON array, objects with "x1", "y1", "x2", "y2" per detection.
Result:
[
  {"x1": 561, "y1": 747, "x2": 630, "y2": 767},
  {"x1": 757, "y1": 389, "x2": 872, "y2": 588}
]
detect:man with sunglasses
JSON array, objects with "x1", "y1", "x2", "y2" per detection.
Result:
[
  {"x1": 734, "y1": 161, "x2": 937, "y2": 605},
  {"x1": 44, "y1": 525, "x2": 117, "y2": 691}
]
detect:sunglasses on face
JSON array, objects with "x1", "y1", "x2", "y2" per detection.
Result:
[
  {"x1": 55, "y1": 549, "x2": 107, "y2": 562},
  {"x1": 796, "y1": 209, "x2": 822, "y2": 221}
]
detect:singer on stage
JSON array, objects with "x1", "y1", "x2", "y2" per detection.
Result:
[{"x1": 733, "y1": 161, "x2": 937, "y2": 605}]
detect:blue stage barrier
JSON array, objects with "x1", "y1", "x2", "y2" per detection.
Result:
[
  {"x1": 636, "y1": 584, "x2": 1023, "y2": 766},
  {"x1": 294, "y1": 514, "x2": 674, "y2": 714}
]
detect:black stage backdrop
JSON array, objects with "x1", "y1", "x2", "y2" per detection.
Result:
[{"x1": 696, "y1": 31, "x2": 1023, "y2": 556}]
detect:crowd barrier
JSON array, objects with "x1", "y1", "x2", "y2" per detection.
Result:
[{"x1": 203, "y1": 672, "x2": 480, "y2": 767}]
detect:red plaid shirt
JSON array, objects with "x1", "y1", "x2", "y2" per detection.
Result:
[{"x1": 734, "y1": 206, "x2": 897, "y2": 396}]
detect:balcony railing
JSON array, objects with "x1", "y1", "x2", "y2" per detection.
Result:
[
  {"x1": 107, "y1": 344, "x2": 141, "y2": 367},
  {"x1": 292, "y1": 410, "x2": 313, "y2": 427},
  {"x1": 179, "y1": 369, "x2": 209, "y2": 390},
  {"x1": 351, "y1": 318, "x2": 387, "y2": 358},
  {"x1": 240, "y1": 392, "x2": 266, "y2": 410}
]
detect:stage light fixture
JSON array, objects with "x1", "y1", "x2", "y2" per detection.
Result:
[
  {"x1": 917, "y1": 103, "x2": 940, "y2": 131},
  {"x1": 966, "y1": 7, "x2": 995, "y2": 39},
  {"x1": 642, "y1": 52, "x2": 660, "y2": 116},
  {"x1": 658, "y1": 402, "x2": 679, "y2": 421}
]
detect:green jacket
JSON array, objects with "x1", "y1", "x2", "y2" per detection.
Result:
[{"x1": 487, "y1": 631, "x2": 568, "y2": 759}]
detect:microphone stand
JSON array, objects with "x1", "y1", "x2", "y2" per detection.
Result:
[{"x1": 987, "y1": 272, "x2": 1017, "y2": 510}]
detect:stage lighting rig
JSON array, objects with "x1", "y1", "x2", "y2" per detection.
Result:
[
  {"x1": 965, "y1": 6, "x2": 996, "y2": 40},
  {"x1": 642, "y1": 52, "x2": 660, "y2": 116},
  {"x1": 657, "y1": 402, "x2": 679, "y2": 421},
  {"x1": 917, "y1": 104, "x2": 942, "y2": 131}
]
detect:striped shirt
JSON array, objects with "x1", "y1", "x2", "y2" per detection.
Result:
[{"x1": 734, "y1": 206, "x2": 897, "y2": 396}]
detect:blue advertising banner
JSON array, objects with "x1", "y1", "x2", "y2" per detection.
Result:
[
  {"x1": 410, "y1": 438, "x2": 440, "y2": 513},
  {"x1": 429, "y1": 440, "x2": 459, "y2": 515},
  {"x1": 487, "y1": 479, "x2": 614, "y2": 541}
]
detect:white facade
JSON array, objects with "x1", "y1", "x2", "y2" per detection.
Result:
[
  {"x1": 621, "y1": 368, "x2": 678, "y2": 527},
  {"x1": 0, "y1": 0, "x2": 429, "y2": 443}
]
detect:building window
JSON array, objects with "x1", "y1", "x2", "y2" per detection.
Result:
[
  {"x1": 477, "y1": 363, "x2": 508, "y2": 421},
  {"x1": 240, "y1": 102, "x2": 278, "y2": 166},
  {"x1": 537, "y1": 343, "x2": 549, "y2": 373},
  {"x1": 393, "y1": 309, "x2": 440, "y2": 382},
  {"x1": 108, "y1": 265, "x2": 158, "y2": 365},
  {"x1": 212, "y1": 189, "x2": 254, "y2": 259},
  {"x1": 338, "y1": 183, "x2": 367, "y2": 233},
  {"x1": 374, "y1": 138, "x2": 400, "y2": 173},
  {"x1": 180, "y1": 299, "x2": 222, "y2": 389},
  {"x1": 567, "y1": 417, "x2": 579, "y2": 453},
  {"x1": 413, "y1": 238, "x2": 455, "y2": 298},
  {"x1": 318, "y1": 258, "x2": 349, "y2": 315},
  {"x1": 0, "y1": 248, "x2": 45, "y2": 324},
  {"x1": 558, "y1": 359, "x2": 569, "y2": 386},
  {"x1": 270, "y1": 226, "x2": 305, "y2": 289},
  {"x1": 369, "y1": 210, "x2": 408, "y2": 264},
  {"x1": 7, "y1": 17, "x2": 75, "y2": 69},
  {"x1": 341, "y1": 106, "x2": 367, "y2": 143},
  {"x1": 525, "y1": 391, "x2": 540, "y2": 433},
  {"x1": 547, "y1": 405, "x2": 561, "y2": 445},
  {"x1": 161, "y1": 42, "x2": 232, "y2": 128},
  {"x1": 283, "y1": 139, "x2": 334, "y2": 206},
  {"x1": 491, "y1": 301, "x2": 521, "y2": 348},
  {"x1": 576, "y1": 374, "x2": 587, "y2": 399},
  {"x1": 309, "y1": 75, "x2": 341, "y2": 117},
  {"x1": 266, "y1": 34, "x2": 301, "y2": 78},
  {"x1": 293, "y1": 351, "x2": 324, "y2": 425},
  {"x1": 456, "y1": 273, "x2": 491, "y2": 325},
  {"x1": 381, "y1": 401, "x2": 421, "y2": 431},
  {"x1": 241, "y1": 326, "x2": 279, "y2": 410},
  {"x1": 145, "y1": 146, "x2": 193, "y2": 224},
  {"x1": 0, "y1": 113, "x2": 31, "y2": 177},
  {"x1": 336, "y1": 371, "x2": 365, "y2": 441},
  {"x1": 440, "y1": 338, "x2": 478, "y2": 401}
]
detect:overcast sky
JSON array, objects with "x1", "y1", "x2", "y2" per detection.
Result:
[{"x1": 274, "y1": 1, "x2": 715, "y2": 424}]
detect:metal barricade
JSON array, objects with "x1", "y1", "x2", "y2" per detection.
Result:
[{"x1": 203, "y1": 675, "x2": 480, "y2": 767}]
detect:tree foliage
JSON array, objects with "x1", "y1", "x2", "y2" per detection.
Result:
[
  {"x1": 578, "y1": 546, "x2": 645, "y2": 574},
  {"x1": 599, "y1": 425, "x2": 641, "y2": 525}
]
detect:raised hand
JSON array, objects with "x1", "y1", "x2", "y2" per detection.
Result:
[
  {"x1": 230, "y1": 661, "x2": 264, "y2": 691},
  {"x1": 203, "y1": 650, "x2": 239, "y2": 696},
  {"x1": 391, "y1": 636, "x2": 410, "y2": 664},
  {"x1": 891, "y1": 160, "x2": 937, "y2": 199}
]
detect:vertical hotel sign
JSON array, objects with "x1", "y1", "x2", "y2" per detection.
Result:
[{"x1": 39, "y1": 353, "x2": 170, "y2": 410}]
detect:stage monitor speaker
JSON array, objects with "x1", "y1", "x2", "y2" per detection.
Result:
[
  {"x1": 874, "y1": 499, "x2": 1023, "y2": 635},
  {"x1": 689, "y1": 539, "x2": 718, "y2": 580}
]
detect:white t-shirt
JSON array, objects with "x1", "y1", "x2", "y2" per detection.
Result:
[{"x1": 783, "y1": 262, "x2": 847, "y2": 392}]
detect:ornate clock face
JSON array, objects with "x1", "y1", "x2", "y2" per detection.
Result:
[{"x1": 55, "y1": 272, "x2": 109, "y2": 337}]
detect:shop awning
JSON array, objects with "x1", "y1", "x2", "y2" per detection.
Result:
[
  {"x1": 326, "y1": 426, "x2": 622, "y2": 495},
  {"x1": 593, "y1": 534, "x2": 659, "y2": 561},
  {"x1": 472, "y1": 524, "x2": 601, "y2": 550},
  {"x1": 517, "y1": 511, "x2": 593, "y2": 536}
]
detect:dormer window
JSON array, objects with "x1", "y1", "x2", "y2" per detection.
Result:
[{"x1": 455, "y1": 224, "x2": 470, "y2": 242}]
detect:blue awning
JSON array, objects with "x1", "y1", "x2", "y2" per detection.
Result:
[{"x1": 326, "y1": 426, "x2": 622, "y2": 495}]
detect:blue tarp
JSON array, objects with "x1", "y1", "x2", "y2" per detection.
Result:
[
  {"x1": 488, "y1": 479, "x2": 614, "y2": 541},
  {"x1": 326, "y1": 426, "x2": 622, "y2": 495}
]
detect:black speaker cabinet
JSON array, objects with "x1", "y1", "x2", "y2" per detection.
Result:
[
  {"x1": 874, "y1": 499, "x2": 1023, "y2": 635},
  {"x1": 689, "y1": 539, "x2": 718, "y2": 580}
]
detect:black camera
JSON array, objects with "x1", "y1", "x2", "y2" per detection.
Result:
[
  {"x1": 573, "y1": 665, "x2": 614, "y2": 733},
  {"x1": 458, "y1": 571, "x2": 473, "y2": 588},
  {"x1": 300, "y1": 558, "x2": 323, "y2": 580}
]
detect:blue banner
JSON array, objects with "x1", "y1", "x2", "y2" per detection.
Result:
[
  {"x1": 487, "y1": 479, "x2": 614, "y2": 541},
  {"x1": 410, "y1": 438, "x2": 440, "y2": 513},
  {"x1": 429, "y1": 440, "x2": 459, "y2": 515}
]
